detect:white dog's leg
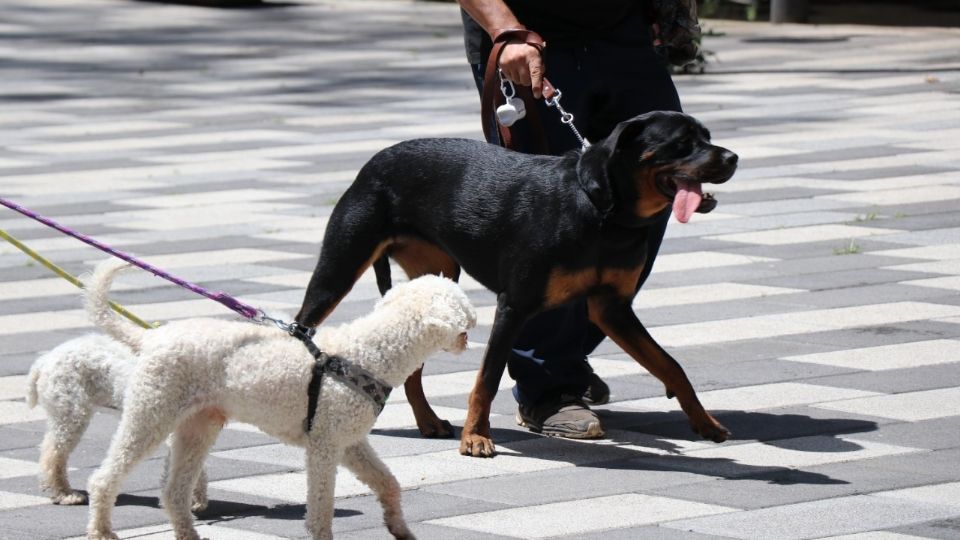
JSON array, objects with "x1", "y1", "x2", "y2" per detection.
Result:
[
  {"x1": 160, "y1": 449, "x2": 210, "y2": 513},
  {"x1": 342, "y1": 439, "x2": 415, "y2": 540},
  {"x1": 87, "y1": 400, "x2": 178, "y2": 540},
  {"x1": 39, "y1": 408, "x2": 92, "y2": 505},
  {"x1": 191, "y1": 467, "x2": 209, "y2": 514},
  {"x1": 162, "y1": 411, "x2": 222, "y2": 540},
  {"x1": 304, "y1": 440, "x2": 342, "y2": 540}
]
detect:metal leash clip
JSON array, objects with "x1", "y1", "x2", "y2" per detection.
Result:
[{"x1": 544, "y1": 88, "x2": 589, "y2": 150}]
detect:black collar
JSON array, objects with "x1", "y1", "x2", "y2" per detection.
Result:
[{"x1": 288, "y1": 323, "x2": 392, "y2": 432}]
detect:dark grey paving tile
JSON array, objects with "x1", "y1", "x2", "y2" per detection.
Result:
[
  {"x1": 781, "y1": 320, "x2": 960, "y2": 349},
  {"x1": 891, "y1": 517, "x2": 960, "y2": 540},
  {"x1": 644, "y1": 455, "x2": 945, "y2": 511},
  {"x1": 746, "y1": 268, "x2": 933, "y2": 291},
  {"x1": 809, "y1": 363, "x2": 960, "y2": 395},
  {"x1": 568, "y1": 525, "x2": 732, "y2": 540},
  {"x1": 850, "y1": 419, "x2": 960, "y2": 451},
  {"x1": 745, "y1": 146, "x2": 930, "y2": 169},
  {"x1": 806, "y1": 164, "x2": 957, "y2": 180},
  {"x1": 423, "y1": 460, "x2": 714, "y2": 507}
]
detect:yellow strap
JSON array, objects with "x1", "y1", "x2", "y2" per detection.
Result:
[{"x1": 0, "y1": 228, "x2": 157, "y2": 330}]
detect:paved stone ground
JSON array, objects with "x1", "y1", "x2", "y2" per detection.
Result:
[{"x1": 1, "y1": 1, "x2": 960, "y2": 539}]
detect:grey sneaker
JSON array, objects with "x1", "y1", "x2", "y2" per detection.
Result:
[
  {"x1": 516, "y1": 394, "x2": 605, "y2": 439},
  {"x1": 583, "y1": 372, "x2": 610, "y2": 405}
]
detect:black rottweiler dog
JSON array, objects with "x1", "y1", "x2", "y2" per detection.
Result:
[{"x1": 296, "y1": 111, "x2": 738, "y2": 457}]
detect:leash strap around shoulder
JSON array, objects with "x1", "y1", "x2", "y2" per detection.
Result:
[
  {"x1": 288, "y1": 323, "x2": 392, "y2": 433},
  {"x1": 481, "y1": 28, "x2": 554, "y2": 152}
]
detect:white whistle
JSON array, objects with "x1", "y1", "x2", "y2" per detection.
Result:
[{"x1": 496, "y1": 97, "x2": 526, "y2": 127}]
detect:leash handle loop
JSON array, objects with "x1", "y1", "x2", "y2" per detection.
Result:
[{"x1": 481, "y1": 28, "x2": 552, "y2": 152}]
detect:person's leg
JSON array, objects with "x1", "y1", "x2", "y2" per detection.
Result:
[{"x1": 468, "y1": 22, "x2": 683, "y2": 437}]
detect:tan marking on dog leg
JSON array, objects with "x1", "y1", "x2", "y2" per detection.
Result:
[
  {"x1": 600, "y1": 265, "x2": 645, "y2": 298},
  {"x1": 404, "y1": 366, "x2": 453, "y2": 438},
  {"x1": 460, "y1": 373, "x2": 496, "y2": 457},
  {"x1": 302, "y1": 239, "x2": 395, "y2": 328},
  {"x1": 543, "y1": 267, "x2": 598, "y2": 308},
  {"x1": 587, "y1": 295, "x2": 729, "y2": 442},
  {"x1": 389, "y1": 237, "x2": 461, "y2": 438},
  {"x1": 390, "y1": 236, "x2": 461, "y2": 281}
]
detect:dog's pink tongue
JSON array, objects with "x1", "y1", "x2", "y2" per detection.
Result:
[{"x1": 673, "y1": 179, "x2": 703, "y2": 224}]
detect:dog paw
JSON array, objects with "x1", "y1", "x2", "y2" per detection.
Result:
[
  {"x1": 191, "y1": 500, "x2": 209, "y2": 514},
  {"x1": 691, "y1": 414, "x2": 730, "y2": 443},
  {"x1": 459, "y1": 433, "x2": 496, "y2": 458},
  {"x1": 53, "y1": 490, "x2": 88, "y2": 505},
  {"x1": 418, "y1": 418, "x2": 454, "y2": 439}
]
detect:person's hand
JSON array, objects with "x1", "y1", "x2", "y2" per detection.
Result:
[{"x1": 498, "y1": 40, "x2": 544, "y2": 98}]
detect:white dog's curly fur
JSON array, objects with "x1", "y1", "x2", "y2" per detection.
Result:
[
  {"x1": 83, "y1": 260, "x2": 476, "y2": 540},
  {"x1": 27, "y1": 334, "x2": 209, "y2": 510}
]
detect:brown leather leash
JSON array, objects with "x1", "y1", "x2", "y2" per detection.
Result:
[
  {"x1": 481, "y1": 28, "x2": 589, "y2": 153},
  {"x1": 481, "y1": 28, "x2": 556, "y2": 153}
]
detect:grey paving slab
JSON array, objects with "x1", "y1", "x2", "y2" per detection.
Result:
[
  {"x1": 809, "y1": 363, "x2": 960, "y2": 395},
  {"x1": 661, "y1": 494, "x2": 960, "y2": 539},
  {"x1": 423, "y1": 460, "x2": 716, "y2": 507},
  {"x1": 645, "y1": 457, "x2": 945, "y2": 510},
  {"x1": 566, "y1": 526, "x2": 733, "y2": 540},
  {"x1": 2, "y1": 2, "x2": 960, "y2": 539},
  {"x1": 780, "y1": 320, "x2": 960, "y2": 350},
  {"x1": 891, "y1": 517, "x2": 960, "y2": 540}
]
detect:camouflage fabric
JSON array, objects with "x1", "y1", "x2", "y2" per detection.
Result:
[
  {"x1": 321, "y1": 355, "x2": 393, "y2": 414},
  {"x1": 292, "y1": 327, "x2": 392, "y2": 432}
]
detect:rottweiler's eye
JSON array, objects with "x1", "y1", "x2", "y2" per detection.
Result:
[{"x1": 669, "y1": 140, "x2": 692, "y2": 156}]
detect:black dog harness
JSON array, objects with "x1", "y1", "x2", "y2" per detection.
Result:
[{"x1": 288, "y1": 323, "x2": 392, "y2": 432}]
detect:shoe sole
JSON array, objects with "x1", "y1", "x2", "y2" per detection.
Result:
[{"x1": 516, "y1": 413, "x2": 605, "y2": 439}]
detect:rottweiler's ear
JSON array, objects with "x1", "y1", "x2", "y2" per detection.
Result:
[{"x1": 599, "y1": 114, "x2": 650, "y2": 155}]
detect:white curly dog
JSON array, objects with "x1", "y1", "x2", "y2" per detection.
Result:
[
  {"x1": 83, "y1": 260, "x2": 476, "y2": 540},
  {"x1": 27, "y1": 333, "x2": 208, "y2": 509}
]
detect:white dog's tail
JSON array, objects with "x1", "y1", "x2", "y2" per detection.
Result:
[
  {"x1": 26, "y1": 361, "x2": 41, "y2": 408},
  {"x1": 84, "y1": 259, "x2": 144, "y2": 350}
]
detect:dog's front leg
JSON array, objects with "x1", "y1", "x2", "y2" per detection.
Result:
[
  {"x1": 405, "y1": 366, "x2": 454, "y2": 438},
  {"x1": 342, "y1": 439, "x2": 415, "y2": 540},
  {"x1": 460, "y1": 293, "x2": 527, "y2": 458},
  {"x1": 587, "y1": 293, "x2": 730, "y2": 443},
  {"x1": 305, "y1": 441, "x2": 343, "y2": 540}
]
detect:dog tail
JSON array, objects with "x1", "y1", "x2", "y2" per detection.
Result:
[
  {"x1": 373, "y1": 255, "x2": 392, "y2": 295},
  {"x1": 26, "y1": 360, "x2": 41, "y2": 408},
  {"x1": 84, "y1": 259, "x2": 144, "y2": 350}
]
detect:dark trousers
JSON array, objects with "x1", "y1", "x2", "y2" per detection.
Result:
[{"x1": 470, "y1": 24, "x2": 681, "y2": 407}]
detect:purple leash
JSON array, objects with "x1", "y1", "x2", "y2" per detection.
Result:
[{"x1": 1, "y1": 196, "x2": 262, "y2": 321}]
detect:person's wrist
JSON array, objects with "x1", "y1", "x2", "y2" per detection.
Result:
[{"x1": 491, "y1": 25, "x2": 527, "y2": 42}]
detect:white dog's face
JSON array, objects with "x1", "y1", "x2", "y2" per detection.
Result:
[
  {"x1": 445, "y1": 331, "x2": 470, "y2": 354},
  {"x1": 377, "y1": 275, "x2": 477, "y2": 355}
]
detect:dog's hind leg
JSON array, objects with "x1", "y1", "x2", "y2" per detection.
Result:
[
  {"x1": 587, "y1": 293, "x2": 730, "y2": 443},
  {"x1": 296, "y1": 194, "x2": 392, "y2": 328},
  {"x1": 373, "y1": 255, "x2": 392, "y2": 295},
  {"x1": 39, "y1": 407, "x2": 92, "y2": 505},
  {"x1": 342, "y1": 439, "x2": 413, "y2": 540},
  {"x1": 87, "y1": 398, "x2": 180, "y2": 540},
  {"x1": 390, "y1": 237, "x2": 462, "y2": 439},
  {"x1": 162, "y1": 410, "x2": 222, "y2": 539}
]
